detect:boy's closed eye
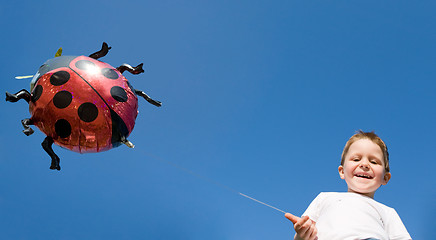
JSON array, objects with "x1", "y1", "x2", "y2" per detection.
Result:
[{"x1": 350, "y1": 157, "x2": 381, "y2": 165}]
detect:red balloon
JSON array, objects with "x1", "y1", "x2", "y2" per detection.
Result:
[
  {"x1": 30, "y1": 55, "x2": 138, "y2": 153},
  {"x1": 6, "y1": 43, "x2": 161, "y2": 170}
]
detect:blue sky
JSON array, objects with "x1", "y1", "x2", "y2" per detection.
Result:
[{"x1": 0, "y1": 1, "x2": 434, "y2": 239}]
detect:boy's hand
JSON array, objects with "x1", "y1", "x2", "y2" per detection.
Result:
[{"x1": 285, "y1": 213, "x2": 318, "y2": 240}]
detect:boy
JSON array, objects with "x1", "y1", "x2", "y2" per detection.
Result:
[{"x1": 285, "y1": 131, "x2": 411, "y2": 240}]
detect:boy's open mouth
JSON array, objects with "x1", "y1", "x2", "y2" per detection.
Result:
[{"x1": 355, "y1": 173, "x2": 373, "y2": 179}]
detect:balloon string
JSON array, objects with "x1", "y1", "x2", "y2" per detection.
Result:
[
  {"x1": 238, "y1": 193, "x2": 287, "y2": 214},
  {"x1": 140, "y1": 150, "x2": 287, "y2": 214}
]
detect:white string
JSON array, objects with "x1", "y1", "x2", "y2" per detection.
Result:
[
  {"x1": 140, "y1": 150, "x2": 288, "y2": 214},
  {"x1": 238, "y1": 193, "x2": 287, "y2": 213}
]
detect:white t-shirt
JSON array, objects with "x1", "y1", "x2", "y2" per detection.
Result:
[{"x1": 302, "y1": 192, "x2": 411, "y2": 240}]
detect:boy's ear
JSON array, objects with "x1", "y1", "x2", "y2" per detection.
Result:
[
  {"x1": 338, "y1": 165, "x2": 345, "y2": 179},
  {"x1": 382, "y1": 172, "x2": 391, "y2": 185}
]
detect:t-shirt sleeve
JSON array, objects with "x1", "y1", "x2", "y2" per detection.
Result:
[
  {"x1": 301, "y1": 192, "x2": 325, "y2": 222},
  {"x1": 385, "y1": 207, "x2": 412, "y2": 240}
]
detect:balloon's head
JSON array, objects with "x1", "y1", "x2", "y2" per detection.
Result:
[{"x1": 30, "y1": 56, "x2": 77, "y2": 91}]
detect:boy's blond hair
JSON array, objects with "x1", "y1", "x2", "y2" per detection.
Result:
[{"x1": 341, "y1": 130, "x2": 390, "y2": 172}]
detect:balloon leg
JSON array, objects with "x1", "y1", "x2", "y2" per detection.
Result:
[
  {"x1": 88, "y1": 42, "x2": 111, "y2": 60},
  {"x1": 21, "y1": 118, "x2": 34, "y2": 136},
  {"x1": 116, "y1": 63, "x2": 144, "y2": 74},
  {"x1": 135, "y1": 90, "x2": 162, "y2": 107},
  {"x1": 5, "y1": 89, "x2": 31, "y2": 103},
  {"x1": 42, "y1": 136, "x2": 61, "y2": 171}
]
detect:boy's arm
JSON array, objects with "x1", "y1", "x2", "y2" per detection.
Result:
[{"x1": 285, "y1": 213, "x2": 318, "y2": 240}]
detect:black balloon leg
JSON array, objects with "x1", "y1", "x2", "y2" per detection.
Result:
[
  {"x1": 5, "y1": 89, "x2": 31, "y2": 103},
  {"x1": 89, "y1": 42, "x2": 111, "y2": 60},
  {"x1": 42, "y1": 136, "x2": 61, "y2": 171},
  {"x1": 116, "y1": 63, "x2": 145, "y2": 74},
  {"x1": 135, "y1": 90, "x2": 162, "y2": 107},
  {"x1": 21, "y1": 118, "x2": 34, "y2": 136}
]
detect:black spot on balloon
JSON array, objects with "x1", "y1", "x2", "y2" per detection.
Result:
[
  {"x1": 78, "y1": 102, "x2": 98, "y2": 122},
  {"x1": 75, "y1": 60, "x2": 96, "y2": 71},
  {"x1": 55, "y1": 119, "x2": 71, "y2": 138},
  {"x1": 50, "y1": 71, "x2": 70, "y2": 86},
  {"x1": 110, "y1": 86, "x2": 127, "y2": 102},
  {"x1": 31, "y1": 85, "x2": 43, "y2": 102},
  {"x1": 53, "y1": 91, "x2": 72, "y2": 109},
  {"x1": 102, "y1": 68, "x2": 118, "y2": 79}
]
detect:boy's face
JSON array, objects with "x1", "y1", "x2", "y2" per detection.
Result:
[{"x1": 338, "y1": 139, "x2": 391, "y2": 198}]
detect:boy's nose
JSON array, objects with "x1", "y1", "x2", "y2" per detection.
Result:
[
  {"x1": 359, "y1": 160, "x2": 370, "y2": 170},
  {"x1": 359, "y1": 164, "x2": 369, "y2": 170}
]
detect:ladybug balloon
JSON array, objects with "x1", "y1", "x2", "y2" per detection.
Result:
[{"x1": 6, "y1": 42, "x2": 161, "y2": 170}]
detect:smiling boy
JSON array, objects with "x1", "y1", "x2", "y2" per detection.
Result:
[{"x1": 285, "y1": 131, "x2": 411, "y2": 240}]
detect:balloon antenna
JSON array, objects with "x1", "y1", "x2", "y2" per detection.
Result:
[
  {"x1": 55, "y1": 47, "x2": 62, "y2": 57},
  {"x1": 15, "y1": 75, "x2": 34, "y2": 80}
]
